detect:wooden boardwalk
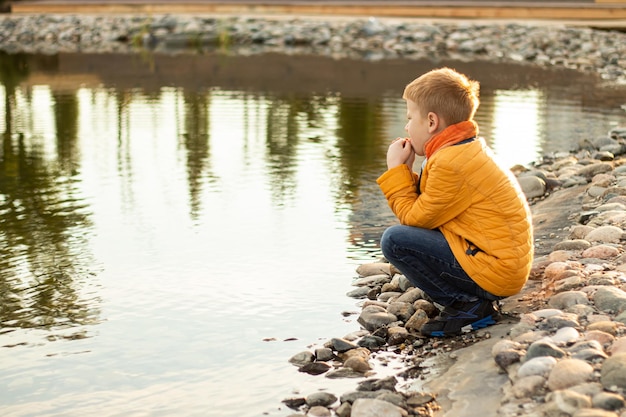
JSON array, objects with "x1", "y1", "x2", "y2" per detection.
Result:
[{"x1": 8, "y1": 0, "x2": 626, "y2": 23}]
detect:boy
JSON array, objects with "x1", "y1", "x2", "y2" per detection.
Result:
[{"x1": 377, "y1": 67, "x2": 533, "y2": 337}]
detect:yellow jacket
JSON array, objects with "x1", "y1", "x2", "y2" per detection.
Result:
[{"x1": 377, "y1": 138, "x2": 533, "y2": 296}]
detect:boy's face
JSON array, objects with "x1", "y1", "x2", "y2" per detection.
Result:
[{"x1": 405, "y1": 99, "x2": 433, "y2": 157}]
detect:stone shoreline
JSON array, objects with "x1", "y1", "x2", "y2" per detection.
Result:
[
  {"x1": 3, "y1": 12, "x2": 626, "y2": 417},
  {"x1": 286, "y1": 129, "x2": 626, "y2": 417},
  {"x1": 0, "y1": 14, "x2": 625, "y2": 85}
]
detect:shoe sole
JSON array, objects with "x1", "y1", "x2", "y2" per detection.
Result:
[{"x1": 427, "y1": 315, "x2": 496, "y2": 337}]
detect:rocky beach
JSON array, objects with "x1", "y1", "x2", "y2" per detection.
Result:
[{"x1": 1, "y1": 12, "x2": 626, "y2": 417}]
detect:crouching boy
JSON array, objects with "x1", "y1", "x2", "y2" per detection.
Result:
[{"x1": 377, "y1": 67, "x2": 533, "y2": 337}]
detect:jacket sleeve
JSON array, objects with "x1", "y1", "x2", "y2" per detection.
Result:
[{"x1": 377, "y1": 159, "x2": 471, "y2": 229}]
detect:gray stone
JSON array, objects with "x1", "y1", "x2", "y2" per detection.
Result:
[
  {"x1": 548, "y1": 291, "x2": 590, "y2": 310},
  {"x1": 315, "y1": 347, "x2": 335, "y2": 362},
  {"x1": 307, "y1": 405, "x2": 331, "y2": 417},
  {"x1": 554, "y1": 239, "x2": 592, "y2": 251},
  {"x1": 518, "y1": 175, "x2": 547, "y2": 199},
  {"x1": 328, "y1": 338, "x2": 358, "y2": 353},
  {"x1": 357, "y1": 305, "x2": 398, "y2": 332},
  {"x1": 289, "y1": 351, "x2": 315, "y2": 367},
  {"x1": 572, "y1": 409, "x2": 620, "y2": 417},
  {"x1": 351, "y1": 398, "x2": 407, "y2": 417},
  {"x1": 386, "y1": 302, "x2": 415, "y2": 322},
  {"x1": 549, "y1": 389, "x2": 592, "y2": 414},
  {"x1": 585, "y1": 225, "x2": 626, "y2": 244},
  {"x1": 601, "y1": 352, "x2": 626, "y2": 390},
  {"x1": 357, "y1": 376, "x2": 398, "y2": 392},
  {"x1": 592, "y1": 286, "x2": 626, "y2": 314},
  {"x1": 356, "y1": 263, "x2": 393, "y2": 277},
  {"x1": 347, "y1": 286, "x2": 371, "y2": 299},
  {"x1": 547, "y1": 359, "x2": 595, "y2": 391},
  {"x1": 353, "y1": 274, "x2": 392, "y2": 287},
  {"x1": 519, "y1": 356, "x2": 559, "y2": 377},
  {"x1": 394, "y1": 287, "x2": 424, "y2": 304},
  {"x1": 592, "y1": 392, "x2": 625, "y2": 411},
  {"x1": 306, "y1": 392, "x2": 338, "y2": 407},
  {"x1": 512, "y1": 375, "x2": 547, "y2": 398},
  {"x1": 576, "y1": 162, "x2": 614, "y2": 179}
]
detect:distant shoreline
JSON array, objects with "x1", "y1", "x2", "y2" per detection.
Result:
[{"x1": 0, "y1": 14, "x2": 625, "y2": 85}]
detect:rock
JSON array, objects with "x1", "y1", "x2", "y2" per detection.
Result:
[
  {"x1": 585, "y1": 226, "x2": 625, "y2": 244},
  {"x1": 513, "y1": 375, "x2": 546, "y2": 398},
  {"x1": 356, "y1": 263, "x2": 393, "y2": 277},
  {"x1": 592, "y1": 286, "x2": 626, "y2": 314},
  {"x1": 347, "y1": 286, "x2": 371, "y2": 299},
  {"x1": 495, "y1": 349, "x2": 524, "y2": 369},
  {"x1": 549, "y1": 389, "x2": 592, "y2": 414},
  {"x1": 570, "y1": 225, "x2": 596, "y2": 239},
  {"x1": 519, "y1": 356, "x2": 558, "y2": 378},
  {"x1": 600, "y1": 352, "x2": 626, "y2": 390},
  {"x1": 548, "y1": 291, "x2": 589, "y2": 310},
  {"x1": 518, "y1": 175, "x2": 547, "y2": 199},
  {"x1": 404, "y1": 309, "x2": 429, "y2": 332},
  {"x1": 350, "y1": 398, "x2": 408, "y2": 417},
  {"x1": 395, "y1": 287, "x2": 424, "y2": 304},
  {"x1": 353, "y1": 274, "x2": 392, "y2": 287},
  {"x1": 583, "y1": 330, "x2": 615, "y2": 347},
  {"x1": 544, "y1": 312, "x2": 581, "y2": 330},
  {"x1": 307, "y1": 405, "x2": 332, "y2": 416},
  {"x1": 343, "y1": 356, "x2": 371, "y2": 373},
  {"x1": 328, "y1": 338, "x2": 359, "y2": 353},
  {"x1": 299, "y1": 362, "x2": 332, "y2": 375},
  {"x1": 576, "y1": 163, "x2": 614, "y2": 179},
  {"x1": 572, "y1": 409, "x2": 620, "y2": 417},
  {"x1": 586, "y1": 321, "x2": 621, "y2": 335},
  {"x1": 357, "y1": 335, "x2": 387, "y2": 349},
  {"x1": 555, "y1": 239, "x2": 592, "y2": 251},
  {"x1": 592, "y1": 392, "x2": 625, "y2": 411},
  {"x1": 289, "y1": 351, "x2": 315, "y2": 367},
  {"x1": 386, "y1": 326, "x2": 409, "y2": 345},
  {"x1": 326, "y1": 368, "x2": 367, "y2": 379},
  {"x1": 551, "y1": 326, "x2": 580, "y2": 344},
  {"x1": 582, "y1": 245, "x2": 620, "y2": 259},
  {"x1": 306, "y1": 392, "x2": 338, "y2": 407},
  {"x1": 547, "y1": 359, "x2": 595, "y2": 391},
  {"x1": 544, "y1": 262, "x2": 576, "y2": 280},
  {"x1": 386, "y1": 302, "x2": 415, "y2": 322},
  {"x1": 357, "y1": 376, "x2": 398, "y2": 392},
  {"x1": 315, "y1": 347, "x2": 335, "y2": 362},
  {"x1": 335, "y1": 401, "x2": 351, "y2": 417},
  {"x1": 610, "y1": 337, "x2": 626, "y2": 355},
  {"x1": 357, "y1": 305, "x2": 398, "y2": 332}
]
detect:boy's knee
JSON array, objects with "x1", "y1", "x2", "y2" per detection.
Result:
[{"x1": 381, "y1": 225, "x2": 403, "y2": 258}]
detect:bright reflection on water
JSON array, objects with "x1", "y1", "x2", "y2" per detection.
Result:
[{"x1": 0, "y1": 52, "x2": 625, "y2": 417}]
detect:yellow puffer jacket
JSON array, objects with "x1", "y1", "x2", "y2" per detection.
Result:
[{"x1": 377, "y1": 138, "x2": 533, "y2": 296}]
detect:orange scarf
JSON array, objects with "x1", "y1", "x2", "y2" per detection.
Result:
[{"x1": 423, "y1": 120, "x2": 478, "y2": 159}]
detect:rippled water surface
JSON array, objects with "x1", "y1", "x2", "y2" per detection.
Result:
[{"x1": 1, "y1": 51, "x2": 625, "y2": 417}]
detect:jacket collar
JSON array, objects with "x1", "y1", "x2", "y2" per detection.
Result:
[{"x1": 424, "y1": 120, "x2": 478, "y2": 159}]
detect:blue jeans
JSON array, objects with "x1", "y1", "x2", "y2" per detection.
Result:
[{"x1": 380, "y1": 225, "x2": 501, "y2": 306}]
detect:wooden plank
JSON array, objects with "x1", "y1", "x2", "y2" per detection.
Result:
[{"x1": 9, "y1": 1, "x2": 626, "y2": 20}]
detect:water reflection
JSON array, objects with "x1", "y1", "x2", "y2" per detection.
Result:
[
  {"x1": 0, "y1": 54, "x2": 98, "y2": 341},
  {"x1": 0, "y1": 51, "x2": 625, "y2": 416}
]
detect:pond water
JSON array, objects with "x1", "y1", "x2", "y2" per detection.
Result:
[{"x1": 1, "y1": 51, "x2": 625, "y2": 417}]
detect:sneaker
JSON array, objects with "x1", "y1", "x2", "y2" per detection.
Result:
[{"x1": 420, "y1": 299, "x2": 497, "y2": 337}]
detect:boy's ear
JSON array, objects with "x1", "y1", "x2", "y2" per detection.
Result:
[{"x1": 427, "y1": 112, "x2": 441, "y2": 133}]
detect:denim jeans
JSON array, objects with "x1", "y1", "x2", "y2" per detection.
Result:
[{"x1": 380, "y1": 224, "x2": 501, "y2": 306}]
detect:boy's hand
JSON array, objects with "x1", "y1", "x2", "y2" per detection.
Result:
[{"x1": 387, "y1": 137, "x2": 415, "y2": 169}]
